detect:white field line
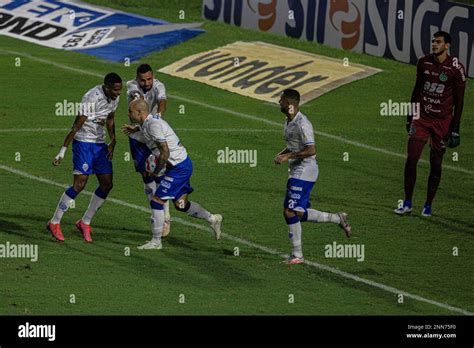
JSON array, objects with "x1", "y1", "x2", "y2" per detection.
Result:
[
  {"x1": 0, "y1": 163, "x2": 472, "y2": 316},
  {"x1": 0, "y1": 48, "x2": 472, "y2": 175},
  {"x1": 2, "y1": 49, "x2": 473, "y2": 176}
]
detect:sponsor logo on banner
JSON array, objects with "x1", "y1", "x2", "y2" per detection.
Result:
[
  {"x1": 203, "y1": 0, "x2": 474, "y2": 78},
  {"x1": 159, "y1": 41, "x2": 380, "y2": 104},
  {"x1": 0, "y1": 0, "x2": 204, "y2": 62}
]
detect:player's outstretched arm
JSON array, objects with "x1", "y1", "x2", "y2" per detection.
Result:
[
  {"x1": 106, "y1": 112, "x2": 116, "y2": 160},
  {"x1": 52, "y1": 115, "x2": 87, "y2": 166}
]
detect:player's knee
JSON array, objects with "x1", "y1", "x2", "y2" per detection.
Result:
[
  {"x1": 174, "y1": 199, "x2": 190, "y2": 212},
  {"x1": 152, "y1": 196, "x2": 166, "y2": 205},
  {"x1": 101, "y1": 182, "x2": 113, "y2": 193},
  {"x1": 283, "y1": 208, "x2": 296, "y2": 219},
  {"x1": 73, "y1": 180, "x2": 87, "y2": 192}
]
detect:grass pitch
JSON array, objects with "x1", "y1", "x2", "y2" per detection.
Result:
[{"x1": 0, "y1": 0, "x2": 473, "y2": 315}]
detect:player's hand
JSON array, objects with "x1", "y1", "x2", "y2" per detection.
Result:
[
  {"x1": 107, "y1": 140, "x2": 116, "y2": 160},
  {"x1": 52, "y1": 146, "x2": 67, "y2": 166},
  {"x1": 274, "y1": 154, "x2": 288, "y2": 164},
  {"x1": 120, "y1": 124, "x2": 139, "y2": 136},
  {"x1": 52, "y1": 157, "x2": 62, "y2": 166},
  {"x1": 446, "y1": 132, "x2": 460, "y2": 148}
]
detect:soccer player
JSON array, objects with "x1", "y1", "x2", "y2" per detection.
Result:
[
  {"x1": 128, "y1": 99, "x2": 223, "y2": 250},
  {"x1": 122, "y1": 64, "x2": 172, "y2": 237},
  {"x1": 395, "y1": 31, "x2": 466, "y2": 217},
  {"x1": 274, "y1": 89, "x2": 351, "y2": 265},
  {"x1": 47, "y1": 73, "x2": 122, "y2": 242}
]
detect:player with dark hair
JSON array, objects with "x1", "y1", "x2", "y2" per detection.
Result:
[
  {"x1": 274, "y1": 89, "x2": 350, "y2": 265},
  {"x1": 395, "y1": 31, "x2": 466, "y2": 217},
  {"x1": 47, "y1": 73, "x2": 122, "y2": 242},
  {"x1": 121, "y1": 64, "x2": 173, "y2": 236}
]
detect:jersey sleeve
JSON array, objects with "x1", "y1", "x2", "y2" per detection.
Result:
[
  {"x1": 452, "y1": 58, "x2": 466, "y2": 130},
  {"x1": 148, "y1": 121, "x2": 166, "y2": 143},
  {"x1": 79, "y1": 91, "x2": 95, "y2": 118},
  {"x1": 155, "y1": 81, "x2": 167, "y2": 100},
  {"x1": 300, "y1": 119, "x2": 315, "y2": 146},
  {"x1": 410, "y1": 58, "x2": 424, "y2": 105}
]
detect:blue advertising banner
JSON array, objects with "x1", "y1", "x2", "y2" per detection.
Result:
[{"x1": 0, "y1": 0, "x2": 204, "y2": 62}]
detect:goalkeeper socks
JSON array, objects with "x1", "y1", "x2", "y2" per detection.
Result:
[
  {"x1": 150, "y1": 200, "x2": 164, "y2": 240},
  {"x1": 183, "y1": 201, "x2": 212, "y2": 222},
  {"x1": 51, "y1": 187, "x2": 79, "y2": 224},
  {"x1": 286, "y1": 215, "x2": 303, "y2": 258},
  {"x1": 82, "y1": 187, "x2": 108, "y2": 225},
  {"x1": 302, "y1": 209, "x2": 340, "y2": 224}
]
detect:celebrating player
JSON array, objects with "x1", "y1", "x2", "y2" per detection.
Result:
[
  {"x1": 122, "y1": 64, "x2": 172, "y2": 237},
  {"x1": 395, "y1": 31, "x2": 466, "y2": 217},
  {"x1": 47, "y1": 73, "x2": 122, "y2": 242},
  {"x1": 128, "y1": 99, "x2": 223, "y2": 250},
  {"x1": 274, "y1": 89, "x2": 351, "y2": 265}
]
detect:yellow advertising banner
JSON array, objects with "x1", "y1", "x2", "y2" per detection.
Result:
[{"x1": 159, "y1": 41, "x2": 381, "y2": 104}]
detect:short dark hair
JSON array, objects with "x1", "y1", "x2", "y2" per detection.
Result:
[
  {"x1": 434, "y1": 31, "x2": 452, "y2": 44},
  {"x1": 104, "y1": 72, "x2": 122, "y2": 86},
  {"x1": 136, "y1": 63, "x2": 153, "y2": 75},
  {"x1": 282, "y1": 89, "x2": 300, "y2": 103}
]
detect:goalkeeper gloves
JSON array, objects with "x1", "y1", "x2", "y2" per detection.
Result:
[{"x1": 446, "y1": 122, "x2": 460, "y2": 148}]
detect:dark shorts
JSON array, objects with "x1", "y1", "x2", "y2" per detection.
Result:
[{"x1": 410, "y1": 116, "x2": 451, "y2": 151}]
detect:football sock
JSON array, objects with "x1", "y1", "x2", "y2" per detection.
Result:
[
  {"x1": 82, "y1": 187, "x2": 108, "y2": 225},
  {"x1": 150, "y1": 200, "x2": 164, "y2": 240},
  {"x1": 184, "y1": 201, "x2": 212, "y2": 222},
  {"x1": 51, "y1": 187, "x2": 79, "y2": 224},
  {"x1": 404, "y1": 138, "x2": 426, "y2": 202},
  {"x1": 142, "y1": 176, "x2": 155, "y2": 202},
  {"x1": 302, "y1": 209, "x2": 340, "y2": 224},
  {"x1": 426, "y1": 149, "x2": 443, "y2": 205},
  {"x1": 164, "y1": 201, "x2": 171, "y2": 221},
  {"x1": 286, "y1": 215, "x2": 303, "y2": 258}
]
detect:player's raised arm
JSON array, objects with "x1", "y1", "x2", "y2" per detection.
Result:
[{"x1": 52, "y1": 115, "x2": 87, "y2": 166}]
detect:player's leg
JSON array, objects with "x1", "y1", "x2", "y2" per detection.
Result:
[
  {"x1": 130, "y1": 137, "x2": 172, "y2": 235},
  {"x1": 395, "y1": 120, "x2": 429, "y2": 215},
  {"x1": 153, "y1": 175, "x2": 171, "y2": 237},
  {"x1": 47, "y1": 140, "x2": 92, "y2": 241},
  {"x1": 137, "y1": 195, "x2": 166, "y2": 250},
  {"x1": 282, "y1": 178, "x2": 316, "y2": 264},
  {"x1": 173, "y1": 193, "x2": 222, "y2": 240},
  {"x1": 298, "y1": 209, "x2": 351, "y2": 237},
  {"x1": 423, "y1": 118, "x2": 449, "y2": 216},
  {"x1": 75, "y1": 143, "x2": 113, "y2": 242},
  {"x1": 283, "y1": 207, "x2": 304, "y2": 263}
]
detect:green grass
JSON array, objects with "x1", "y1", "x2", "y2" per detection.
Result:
[{"x1": 0, "y1": 0, "x2": 473, "y2": 315}]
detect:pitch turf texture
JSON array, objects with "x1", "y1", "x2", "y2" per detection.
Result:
[{"x1": 0, "y1": 0, "x2": 473, "y2": 316}]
